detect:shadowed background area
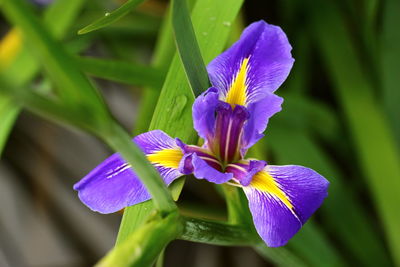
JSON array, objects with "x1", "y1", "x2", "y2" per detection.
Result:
[{"x1": 1, "y1": 0, "x2": 399, "y2": 266}]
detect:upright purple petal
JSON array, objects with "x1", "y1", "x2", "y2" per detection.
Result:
[
  {"x1": 207, "y1": 20, "x2": 294, "y2": 105},
  {"x1": 210, "y1": 102, "x2": 249, "y2": 163},
  {"x1": 241, "y1": 93, "x2": 283, "y2": 154},
  {"x1": 243, "y1": 165, "x2": 329, "y2": 247},
  {"x1": 74, "y1": 130, "x2": 184, "y2": 213},
  {"x1": 192, "y1": 87, "x2": 220, "y2": 141}
]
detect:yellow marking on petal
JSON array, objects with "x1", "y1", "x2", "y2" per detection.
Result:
[
  {"x1": 0, "y1": 29, "x2": 22, "y2": 70},
  {"x1": 147, "y1": 148, "x2": 183, "y2": 169},
  {"x1": 225, "y1": 57, "x2": 249, "y2": 106},
  {"x1": 251, "y1": 170, "x2": 293, "y2": 210}
]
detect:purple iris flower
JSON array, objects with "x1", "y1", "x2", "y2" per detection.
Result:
[{"x1": 74, "y1": 21, "x2": 329, "y2": 247}]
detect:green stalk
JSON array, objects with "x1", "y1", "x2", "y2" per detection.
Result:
[
  {"x1": 96, "y1": 211, "x2": 182, "y2": 267},
  {"x1": 180, "y1": 216, "x2": 257, "y2": 246}
]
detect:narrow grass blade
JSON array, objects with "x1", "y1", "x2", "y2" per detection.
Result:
[
  {"x1": 0, "y1": 97, "x2": 18, "y2": 155},
  {"x1": 172, "y1": 0, "x2": 210, "y2": 96},
  {"x1": 0, "y1": 0, "x2": 86, "y2": 157},
  {"x1": 1, "y1": 0, "x2": 108, "y2": 125},
  {"x1": 255, "y1": 244, "x2": 307, "y2": 267},
  {"x1": 1, "y1": 0, "x2": 177, "y2": 214},
  {"x1": 78, "y1": 56, "x2": 165, "y2": 88},
  {"x1": 381, "y1": 0, "x2": 400, "y2": 148},
  {"x1": 78, "y1": 0, "x2": 146, "y2": 35},
  {"x1": 309, "y1": 1, "x2": 400, "y2": 264}
]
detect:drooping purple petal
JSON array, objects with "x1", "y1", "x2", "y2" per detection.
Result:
[
  {"x1": 243, "y1": 165, "x2": 329, "y2": 247},
  {"x1": 191, "y1": 153, "x2": 233, "y2": 184},
  {"x1": 74, "y1": 130, "x2": 184, "y2": 213},
  {"x1": 175, "y1": 141, "x2": 231, "y2": 184},
  {"x1": 241, "y1": 93, "x2": 283, "y2": 154},
  {"x1": 207, "y1": 20, "x2": 294, "y2": 105}
]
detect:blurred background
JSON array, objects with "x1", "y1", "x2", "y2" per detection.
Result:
[{"x1": 1, "y1": 0, "x2": 399, "y2": 266}]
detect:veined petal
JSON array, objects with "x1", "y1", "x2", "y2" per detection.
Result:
[
  {"x1": 176, "y1": 141, "x2": 231, "y2": 184},
  {"x1": 241, "y1": 93, "x2": 283, "y2": 154},
  {"x1": 192, "y1": 87, "x2": 220, "y2": 141},
  {"x1": 191, "y1": 153, "x2": 233, "y2": 184},
  {"x1": 225, "y1": 159, "x2": 266, "y2": 186},
  {"x1": 74, "y1": 130, "x2": 184, "y2": 213},
  {"x1": 207, "y1": 20, "x2": 294, "y2": 106},
  {"x1": 243, "y1": 165, "x2": 329, "y2": 247},
  {"x1": 210, "y1": 102, "x2": 249, "y2": 163}
]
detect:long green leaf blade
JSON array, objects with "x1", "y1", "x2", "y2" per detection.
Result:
[
  {"x1": 1, "y1": 0, "x2": 177, "y2": 214},
  {"x1": 381, "y1": 0, "x2": 400, "y2": 148},
  {"x1": 310, "y1": 1, "x2": 400, "y2": 264},
  {"x1": 78, "y1": 0, "x2": 146, "y2": 35},
  {"x1": 0, "y1": 97, "x2": 18, "y2": 155},
  {"x1": 172, "y1": 0, "x2": 210, "y2": 96},
  {"x1": 78, "y1": 56, "x2": 165, "y2": 88}
]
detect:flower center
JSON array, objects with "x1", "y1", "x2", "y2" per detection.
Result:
[{"x1": 209, "y1": 102, "x2": 249, "y2": 165}]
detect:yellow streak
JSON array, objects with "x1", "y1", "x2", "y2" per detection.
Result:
[
  {"x1": 147, "y1": 148, "x2": 183, "y2": 169},
  {"x1": 0, "y1": 29, "x2": 22, "y2": 70},
  {"x1": 250, "y1": 170, "x2": 293, "y2": 210},
  {"x1": 225, "y1": 57, "x2": 249, "y2": 106}
]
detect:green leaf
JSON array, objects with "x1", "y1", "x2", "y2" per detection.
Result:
[
  {"x1": 0, "y1": 0, "x2": 86, "y2": 156},
  {"x1": 180, "y1": 216, "x2": 257, "y2": 246},
  {"x1": 172, "y1": 0, "x2": 210, "y2": 96},
  {"x1": 0, "y1": 96, "x2": 18, "y2": 155},
  {"x1": 78, "y1": 56, "x2": 165, "y2": 88},
  {"x1": 381, "y1": 0, "x2": 400, "y2": 149},
  {"x1": 309, "y1": 1, "x2": 400, "y2": 265},
  {"x1": 97, "y1": 212, "x2": 182, "y2": 267},
  {"x1": 255, "y1": 244, "x2": 308, "y2": 267},
  {"x1": 78, "y1": 0, "x2": 146, "y2": 35},
  {"x1": 1, "y1": 0, "x2": 108, "y2": 129}
]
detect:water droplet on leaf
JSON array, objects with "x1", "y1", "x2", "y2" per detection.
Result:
[
  {"x1": 105, "y1": 12, "x2": 110, "y2": 16},
  {"x1": 222, "y1": 21, "x2": 231, "y2": 27}
]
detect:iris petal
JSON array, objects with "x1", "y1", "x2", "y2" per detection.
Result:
[
  {"x1": 73, "y1": 130, "x2": 184, "y2": 213},
  {"x1": 226, "y1": 160, "x2": 267, "y2": 186},
  {"x1": 207, "y1": 20, "x2": 294, "y2": 105},
  {"x1": 241, "y1": 93, "x2": 283, "y2": 154},
  {"x1": 192, "y1": 87, "x2": 220, "y2": 141},
  {"x1": 243, "y1": 165, "x2": 329, "y2": 246},
  {"x1": 176, "y1": 141, "x2": 231, "y2": 184}
]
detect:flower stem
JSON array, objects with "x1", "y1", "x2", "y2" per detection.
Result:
[{"x1": 180, "y1": 216, "x2": 258, "y2": 246}]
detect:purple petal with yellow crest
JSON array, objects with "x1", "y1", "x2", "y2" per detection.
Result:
[
  {"x1": 243, "y1": 165, "x2": 329, "y2": 247},
  {"x1": 74, "y1": 130, "x2": 184, "y2": 213},
  {"x1": 207, "y1": 20, "x2": 294, "y2": 107}
]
